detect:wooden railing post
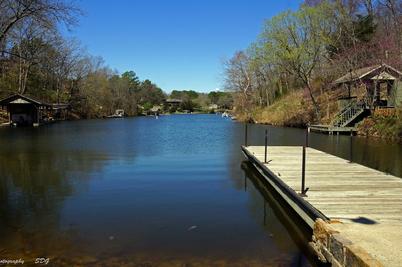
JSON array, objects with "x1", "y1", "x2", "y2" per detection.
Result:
[
  {"x1": 264, "y1": 129, "x2": 268, "y2": 163},
  {"x1": 301, "y1": 128, "x2": 309, "y2": 196},
  {"x1": 349, "y1": 129, "x2": 353, "y2": 163},
  {"x1": 244, "y1": 123, "x2": 248, "y2": 147}
]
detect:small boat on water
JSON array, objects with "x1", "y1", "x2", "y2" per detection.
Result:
[
  {"x1": 222, "y1": 112, "x2": 229, "y2": 118},
  {"x1": 107, "y1": 109, "x2": 125, "y2": 118}
]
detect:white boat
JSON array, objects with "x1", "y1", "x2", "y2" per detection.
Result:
[{"x1": 107, "y1": 109, "x2": 125, "y2": 118}]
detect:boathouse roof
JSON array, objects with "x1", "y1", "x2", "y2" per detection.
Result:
[
  {"x1": 165, "y1": 98, "x2": 183, "y2": 103},
  {"x1": 0, "y1": 93, "x2": 51, "y2": 108},
  {"x1": 0, "y1": 94, "x2": 69, "y2": 109},
  {"x1": 334, "y1": 64, "x2": 402, "y2": 84}
]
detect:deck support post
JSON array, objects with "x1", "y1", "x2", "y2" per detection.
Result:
[
  {"x1": 349, "y1": 129, "x2": 353, "y2": 163},
  {"x1": 244, "y1": 123, "x2": 248, "y2": 147},
  {"x1": 264, "y1": 129, "x2": 268, "y2": 163}
]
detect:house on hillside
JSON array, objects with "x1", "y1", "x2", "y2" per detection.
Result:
[
  {"x1": 164, "y1": 99, "x2": 182, "y2": 111},
  {"x1": 310, "y1": 64, "x2": 402, "y2": 134},
  {"x1": 0, "y1": 93, "x2": 69, "y2": 127},
  {"x1": 333, "y1": 64, "x2": 402, "y2": 109}
]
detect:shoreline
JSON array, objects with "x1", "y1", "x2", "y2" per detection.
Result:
[{"x1": 236, "y1": 117, "x2": 402, "y2": 143}]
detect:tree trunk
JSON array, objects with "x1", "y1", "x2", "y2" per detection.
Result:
[
  {"x1": 306, "y1": 80, "x2": 321, "y2": 122},
  {"x1": 21, "y1": 66, "x2": 29, "y2": 95}
]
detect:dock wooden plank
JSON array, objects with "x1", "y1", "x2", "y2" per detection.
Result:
[{"x1": 243, "y1": 145, "x2": 402, "y2": 267}]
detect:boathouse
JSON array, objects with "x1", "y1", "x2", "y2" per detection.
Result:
[
  {"x1": 310, "y1": 64, "x2": 402, "y2": 134},
  {"x1": 165, "y1": 99, "x2": 182, "y2": 107},
  {"x1": 334, "y1": 63, "x2": 402, "y2": 109},
  {"x1": 0, "y1": 94, "x2": 68, "y2": 127}
]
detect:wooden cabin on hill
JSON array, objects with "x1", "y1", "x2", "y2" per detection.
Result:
[
  {"x1": 0, "y1": 93, "x2": 69, "y2": 127},
  {"x1": 310, "y1": 64, "x2": 402, "y2": 134},
  {"x1": 334, "y1": 63, "x2": 402, "y2": 109}
]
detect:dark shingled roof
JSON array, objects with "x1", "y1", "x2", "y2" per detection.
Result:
[
  {"x1": 0, "y1": 93, "x2": 50, "y2": 107},
  {"x1": 165, "y1": 98, "x2": 183, "y2": 103},
  {"x1": 334, "y1": 64, "x2": 402, "y2": 84}
]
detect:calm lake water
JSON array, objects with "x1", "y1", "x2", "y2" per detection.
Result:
[{"x1": 0, "y1": 114, "x2": 400, "y2": 266}]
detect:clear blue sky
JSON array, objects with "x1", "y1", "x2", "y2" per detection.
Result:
[{"x1": 67, "y1": 0, "x2": 302, "y2": 93}]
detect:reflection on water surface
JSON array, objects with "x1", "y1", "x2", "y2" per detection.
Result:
[{"x1": 0, "y1": 115, "x2": 399, "y2": 266}]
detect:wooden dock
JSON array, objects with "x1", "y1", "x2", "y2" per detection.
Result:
[
  {"x1": 242, "y1": 145, "x2": 402, "y2": 267},
  {"x1": 308, "y1": 124, "x2": 356, "y2": 135}
]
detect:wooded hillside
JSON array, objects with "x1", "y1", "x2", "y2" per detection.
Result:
[{"x1": 224, "y1": 0, "x2": 402, "y2": 129}]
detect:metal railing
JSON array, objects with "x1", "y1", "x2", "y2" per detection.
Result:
[
  {"x1": 332, "y1": 100, "x2": 366, "y2": 127},
  {"x1": 243, "y1": 123, "x2": 355, "y2": 198}
]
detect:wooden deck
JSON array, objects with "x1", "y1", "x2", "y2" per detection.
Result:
[
  {"x1": 242, "y1": 146, "x2": 402, "y2": 267},
  {"x1": 308, "y1": 124, "x2": 356, "y2": 134}
]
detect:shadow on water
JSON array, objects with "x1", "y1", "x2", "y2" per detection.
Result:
[{"x1": 241, "y1": 161, "x2": 330, "y2": 267}]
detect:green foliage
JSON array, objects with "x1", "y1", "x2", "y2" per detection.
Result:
[
  {"x1": 259, "y1": 2, "x2": 335, "y2": 80},
  {"x1": 142, "y1": 102, "x2": 153, "y2": 111},
  {"x1": 357, "y1": 110, "x2": 402, "y2": 139},
  {"x1": 180, "y1": 98, "x2": 197, "y2": 112},
  {"x1": 137, "y1": 80, "x2": 165, "y2": 106},
  {"x1": 208, "y1": 91, "x2": 233, "y2": 109},
  {"x1": 354, "y1": 14, "x2": 377, "y2": 42},
  {"x1": 121, "y1": 71, "x2": 140, "y2": 90},
  {"x1": 208, "y1": 91, "x2": 225, "y2": 103},
  {"x1": 170, "y1": 90, "x2": 199, "y2": 100},
  {"x1": 168, "y1": 90, "x2": 202, "y2": 112}
]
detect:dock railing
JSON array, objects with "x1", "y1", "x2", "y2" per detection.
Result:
[{"x1": 243, "y1": 123, "x2": 355, "y2": 198}]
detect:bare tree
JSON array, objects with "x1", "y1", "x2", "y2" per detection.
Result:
[
  {"x1": 11, "y1": 21, "x2": 59, "y2": 94},
  {"x1": 223, "y1": 51, "x2": 253, "y2": 116},
  {"x1": 0, "y1": 0, "x2": 79, "y2": 52}
]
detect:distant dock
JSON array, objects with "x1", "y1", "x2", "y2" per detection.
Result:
[
  {"x1": 308, "y1": 125, "x2": 356, "y2": 135},
  {"x1": 242, "y1": 145, "x2": 402, "y2": 267}
]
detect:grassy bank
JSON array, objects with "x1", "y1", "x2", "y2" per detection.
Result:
[
  {"x1": 248, "y1": 90, "x2": 314, "y2": 127},
  {"x1": 235, "y1": 89, "x2": 402, "y2": 140},
  {"x1": 236, "y1": 89, "x2": 339, "y2": 127}
]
